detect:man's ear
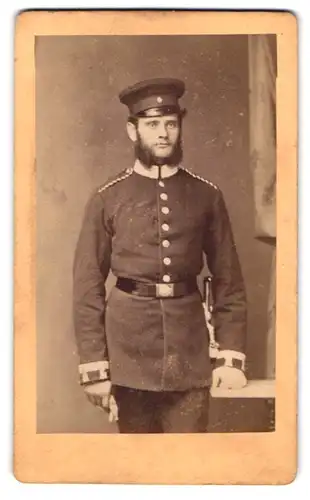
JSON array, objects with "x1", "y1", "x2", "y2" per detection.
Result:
[{"x1": 126, "y1": 121, "x2": 137, "y2": 143}]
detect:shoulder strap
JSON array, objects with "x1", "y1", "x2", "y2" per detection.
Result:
[
  {"x1": 98, "y1": 167, "x2": 133, "y2": 193},
  {"x1": 180, "y1": 166, "x2": 219, "y2": 191}
]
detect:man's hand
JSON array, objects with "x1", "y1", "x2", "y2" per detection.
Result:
[
  {"x1": 212, "y1": 366, "x2": 247, "y2": 390},
  {"x1": 84, "y1": 380, "x2": 119, "y2": 422}
]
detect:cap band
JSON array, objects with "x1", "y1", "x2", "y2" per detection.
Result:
[
  {"x1": 136, "y1": 105, "x2": 181, "y2": 118},
  {"x1": 130, "y1": 94, "x2": 179, "y2": 115}
]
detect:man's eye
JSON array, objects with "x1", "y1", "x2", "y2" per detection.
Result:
[
  {"x1": 147, "y1": 122, "x2": 158, "y2": 128},
  {"x1": 167, "y1": 122, "x2": 177, "y2": 128}
]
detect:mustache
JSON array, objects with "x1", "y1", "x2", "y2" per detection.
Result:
[{"x1": 134, "y1": 136, "x2": 183, "y2": 167}]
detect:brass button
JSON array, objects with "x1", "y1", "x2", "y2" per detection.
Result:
[
  {"x1": 163, "y1": 257, "x2": 171, "y2": 265},
  {"x1": 158, "y1": 180, "x2": 165, "y2": 187},
  {"x1": 163, "y1": 275, "x2": 171, "y2": 283},
  {"x1": 161, "y1": 207, "x2": 170, "y2": 215},
  {"x1": 160, "y1": 193, "x2": 168, "y2": 201},
  {"x1": 162, "y1": 240, "x2": 170, "y2": 248},
  {"x1": 161, "y1": 223, "x2": 169, "y2": 231}
]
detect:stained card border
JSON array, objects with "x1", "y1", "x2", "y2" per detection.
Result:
[{"x1": 14, "y1": 10, "x2": 297, "y2": 484}]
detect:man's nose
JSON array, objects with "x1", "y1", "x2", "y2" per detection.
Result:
[{"x1": 158, "y1": 123, "x2": 168, "y2": 137}]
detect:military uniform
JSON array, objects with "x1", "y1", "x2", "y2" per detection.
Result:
[{"x1": 73, "y1": 78, "x2": 247, "y2": 432}]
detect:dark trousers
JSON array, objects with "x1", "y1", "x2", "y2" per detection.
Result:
[{"x1": 113, "y1": 386, "x2": 210, "y2": 433}]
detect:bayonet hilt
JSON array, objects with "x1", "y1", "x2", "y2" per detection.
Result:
[{"x1": 202, "y1": 276, "x2": 220, "y2": 359}]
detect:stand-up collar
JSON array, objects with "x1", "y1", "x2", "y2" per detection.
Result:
[{"x1": 133, "y1": 159, "x2": 179, "y2": 179}]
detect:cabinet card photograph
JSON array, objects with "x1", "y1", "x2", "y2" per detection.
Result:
[{"x1": 14, "y1": 10, "x2": 297, "y2": 485}]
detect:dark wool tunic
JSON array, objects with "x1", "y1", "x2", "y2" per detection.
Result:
[{"x1": 73, "y1": 166, "x2": 247, "y2": 391}]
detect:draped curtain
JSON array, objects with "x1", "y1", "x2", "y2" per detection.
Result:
[{"x1": 248, "y1": 35, "x2": 277, "y2": 378}]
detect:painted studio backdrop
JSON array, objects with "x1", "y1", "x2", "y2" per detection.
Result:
[{"x1": 36, "y1": 35, "x2": 276, "y2": 433}]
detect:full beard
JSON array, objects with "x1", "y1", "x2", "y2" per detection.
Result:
[{"x1": 134, "y1": 136, "x2": 183, "y2": 167}]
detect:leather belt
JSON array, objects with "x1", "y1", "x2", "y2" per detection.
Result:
[{"x1": 116, "y1": 277, "x2": 198, "y2": 298}]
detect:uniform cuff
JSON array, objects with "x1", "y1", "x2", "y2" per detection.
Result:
[
  {"x1": 78, "y1": 360, "x2": 110, "y2": 385},
  {"x1": 215, "y1": 350, "x2": 246, "y2": 371}
]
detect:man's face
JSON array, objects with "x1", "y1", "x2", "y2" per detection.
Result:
[
  {"x1": 127, "y1": 113, "x2": 183, "y2": 167},
  {"x1": 137, "y1": 114, "x2": 180, "y2": 160}
]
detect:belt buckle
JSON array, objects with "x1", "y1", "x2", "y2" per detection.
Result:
[{"x1": 156, "y1": 283, "x2": 174, "y2": 298}]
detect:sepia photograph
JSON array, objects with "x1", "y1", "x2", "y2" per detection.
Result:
[
  {"x1": 36, "y1": 33, "x2": 276, "y2": 435},
  {"x1": 14, "y1": 11, "x2": 297, "y2": 484}
]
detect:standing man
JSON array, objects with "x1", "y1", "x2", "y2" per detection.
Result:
[{"x1": 73, "y1": 78, "x2": 247, "y2": 433}]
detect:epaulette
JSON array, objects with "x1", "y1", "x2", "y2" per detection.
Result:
[
  {"x1": 98, "y1": 167, "x2": 133, "y2": 193},
  {"x1": 180, "y1": 166, "x2": 219, "y2": 190}
]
